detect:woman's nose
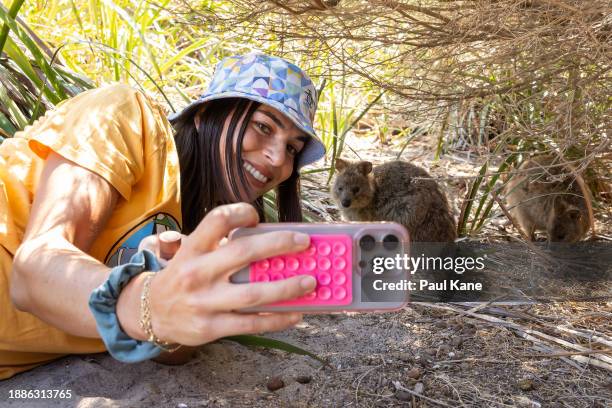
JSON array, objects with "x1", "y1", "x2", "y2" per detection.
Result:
[{"x1": 264, "y1": 141, "x2": 287, "y2": 167}]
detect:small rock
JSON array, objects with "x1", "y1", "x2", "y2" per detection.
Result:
[
  {"x1": 414, "y1": 382, "x2": 425, "y2": 394},
  {"x1": 518, "y1": 378, "x2": 535, "y2": 391},
  {"x1": 266, "y1": 376, "x2": 285, "y2": 392},
  {"x1": 448, "y1": 352, "x2": 456, "y2": 358},
  {"x1": 407, "y1": 367, "x2": 421, "y2": 379},
  {"x1": 395, "y1": 389, "x2": 412, "y2": 402},
  {"x1": 176, "y1": 404, "x2": 188, "y2": 408},
  {"x1": 295, "y1": 375, "x2": 312, "y2": 384},
  {"x1": 434, "y1": 320, "x2": 447, "y2": 328},
  {"x1": 515, "y1": 395, "x2": 541, "y2": 407}
]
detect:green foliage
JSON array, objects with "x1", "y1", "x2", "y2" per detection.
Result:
[
  {"x1": 315, "y1": 82, "x2": 383, "y2": 184},
  {"x1": 224, "y1": 335, "x2": 329, "y2": 367},
  {"x1": 1, "y1": 0, "x2": 609, "y2": 236}
]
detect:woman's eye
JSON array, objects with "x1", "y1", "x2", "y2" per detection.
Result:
[
  {"x1": 287, "y1": 145, "x2": 299, "y2": 156},
  {"x1": 255, "y1": 121, "x2": 271, "y2": 135}
]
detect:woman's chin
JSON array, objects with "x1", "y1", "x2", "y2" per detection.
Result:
[{"x1": 244, "y1": 172, "x2": 271, "y2": 196}]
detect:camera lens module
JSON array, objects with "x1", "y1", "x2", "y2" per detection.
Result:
[
  {"x1": 382, "y1": 234, "x2": 399, "y2": 250},
  {"x1": 359, "y1": 235, "x2": 376, "y2": 251}
]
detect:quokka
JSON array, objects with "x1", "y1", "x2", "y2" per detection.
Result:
[
  {"x1": 504, "y1": 155, "x2": 590, "y2": 243},
  {"x1": 331, "y1": 158, "x2": 456, "y2": 242}
]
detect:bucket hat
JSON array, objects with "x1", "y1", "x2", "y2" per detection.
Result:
[{"x1": 169, "y1": 52, "x2": 325, "y2": 168}]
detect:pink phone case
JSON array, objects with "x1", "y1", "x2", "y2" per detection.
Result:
[{"x1": 229, "y1": 222, "x2": 411, "y2": 313}]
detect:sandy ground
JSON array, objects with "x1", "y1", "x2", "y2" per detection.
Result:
[
  {"x1": 1, "y1": 132, "x2": 610, "y2": 407},
  {"x1": 2, "y1": 304, "x2": 611, "y2": 407}
]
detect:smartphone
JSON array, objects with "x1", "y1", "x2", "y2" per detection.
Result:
[{"x1": 229, "y1": 222, "x2": 411, "y2": 313}]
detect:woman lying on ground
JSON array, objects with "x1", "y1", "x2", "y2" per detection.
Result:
[{"x1": 0, "y1": 52, "x2": 324, "y2": 379}]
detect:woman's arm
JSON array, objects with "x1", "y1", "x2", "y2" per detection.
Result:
[
  {"x1": 9, "y1": 152, "x2": 318, "y2": 347},
  {"x1": 10, "y1": 151, "x2": 147, "y2": 339}
]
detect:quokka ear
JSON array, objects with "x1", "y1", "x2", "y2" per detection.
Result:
[
  {"x1": 334, "y1": 157, "x2": 348, "y2": 172},
  {"x1": 357, "y1": 161, "x2": 373, "y2": 175}
]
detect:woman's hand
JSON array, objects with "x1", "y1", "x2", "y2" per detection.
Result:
[{"x1": 125, "y1": 203, "x2": 316, "y2": 347}]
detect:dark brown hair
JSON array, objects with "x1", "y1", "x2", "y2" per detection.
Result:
[{"x1": 171, "y1": 98, "x2": 303, "y2": 234}]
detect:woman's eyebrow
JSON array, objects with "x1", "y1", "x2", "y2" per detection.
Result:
[
  {"x1": 259, "y1": 110, "x2": 285, "y2": 129},
  {"x1": 259, "y1": 109, "x2": 309, "y2": 142}
]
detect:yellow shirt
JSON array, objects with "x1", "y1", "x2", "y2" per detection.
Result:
[{"x1": 0, "y1": 84, "x2": 182, "y2": 379}]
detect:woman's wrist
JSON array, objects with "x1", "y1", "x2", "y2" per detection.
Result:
[{"x1": 116, "y1": 272, "x2": 149, "y2": 342}]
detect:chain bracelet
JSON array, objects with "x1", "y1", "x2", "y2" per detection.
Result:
[{"x1": 139, "y1": 272, "x2": 181, "y2": 353}]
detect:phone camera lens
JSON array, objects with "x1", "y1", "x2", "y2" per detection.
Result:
[
  {"x1": 383, "y1": 234, "x2": 399, "y2": 250},
  {"x1": 359, "y1": 235, "x2": 376, "y2": 251}
]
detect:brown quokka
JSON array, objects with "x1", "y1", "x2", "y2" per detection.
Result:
[
  {"x1": 331, "y1": 158, "x2": 457, "y2": 242},
  {"x1": 504, "y1": 155, "x2": 590, "y2": 243}
]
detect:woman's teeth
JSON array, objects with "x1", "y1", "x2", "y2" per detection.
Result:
[{"x1": 244, "y1": 162, "x2": 269, "y2": 184}]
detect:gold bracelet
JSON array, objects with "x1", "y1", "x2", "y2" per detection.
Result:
[{"x1": 139, "y1": 272, "x2": 181, "y2": 353}]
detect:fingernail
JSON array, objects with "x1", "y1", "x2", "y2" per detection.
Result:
[
  {"x1": 159, "y1": 231, "x2": 182, "y2": 260},
  {"x1": 300, "y1": 275, "x2": 317, "y2": 291},
  {"x1": 292, "y1": 313, "x2": 303, "y2": 324},
  {"x1": 294, "y1": 233, "x2": 310, "y2": 246}
]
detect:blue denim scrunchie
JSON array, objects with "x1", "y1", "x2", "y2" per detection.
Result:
[{"x1": 89, "y1": 249, "x2": 164, "y2": 362}]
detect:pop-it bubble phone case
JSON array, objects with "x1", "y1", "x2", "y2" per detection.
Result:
[{"x1": 229, "y1": 222, "x2": 410, "y2": 313}]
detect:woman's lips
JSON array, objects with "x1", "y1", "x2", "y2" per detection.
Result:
[{"x1": 243, "y1": 161, "x2": 270, "y2": 190}]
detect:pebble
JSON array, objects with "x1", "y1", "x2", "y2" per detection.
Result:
[
  {"x1": 515, "y1": 395, "x2": 541, "y2": 407},
  {"x1": 395, "y1": 389, "x2": 412, "y2": 402},
  {"x1": 295, "y1": 375, "x2": 312, "y2": 384},
  {"x1": 414, "y1": 382, "x2": 425, "y2": 394},
  {"x1": 407, "y1": 367, "x2": 421, "y2": 379},
  {"x1": 266, "y1": 376, "x2": 285, "y2": 392},
  {"x1": 176, "y1": 404, "x2": 188, "y2": 408}
]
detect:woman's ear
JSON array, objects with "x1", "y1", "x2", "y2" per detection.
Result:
[{"x1": 335, "y1": 157, "x2": 348, "y2": 172}]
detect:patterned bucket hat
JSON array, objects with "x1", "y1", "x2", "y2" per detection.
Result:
[{"x1": 169, "y1": 52, "x2": 325, "y2": 168}]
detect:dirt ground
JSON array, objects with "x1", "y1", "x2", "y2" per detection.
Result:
[{"x1": 1, "y1": 132, "x2": 610, "y2": 407}]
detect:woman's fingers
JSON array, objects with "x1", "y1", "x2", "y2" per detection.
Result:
[
  {"x1": 210, "y1": 312, "x2": 304, "y2": 338},
  {"x1": 159, "y1": 231, "x2": 183, "y2": 259},
  {"x1": 204, "y1": 230, "x2": 311, "y2": 280},
  {"x1": 203, "y1": 275, "x2": 316, "y2": 310},
  {"x1": 182, "y1": 203, "x2": 259, "y2": 256},
  {"x1": 137, "y1": 231, "x2": 185, "y2": 267},
  {"x1": 176, "y1": 230, "x2": 311, "y2": 289}
]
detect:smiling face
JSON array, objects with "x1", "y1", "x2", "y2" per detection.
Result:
[
  {"x1": 194, "y1": 102, "x2": 309, "y2": 202},
  {"x1": 238, "y1": 105, "x2": 308, "y2": 199}
]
